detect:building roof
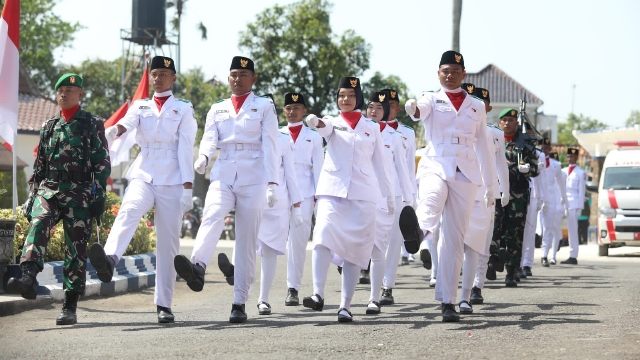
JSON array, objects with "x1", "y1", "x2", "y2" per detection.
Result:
[
  {"x1": 18, "y1": 62, "x2": 58, "y2": 133},
  {"x1": 465, "y1": 64, "x2": 543, "y2": 106}
]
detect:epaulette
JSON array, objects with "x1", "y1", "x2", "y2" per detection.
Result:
[
  {"x1": 259, "y1": 95, "x2": 274, "y2": 103},
  {"x1": 488, "y1": 124, "x2": 502, "y2": 131},
  {"x1": 176, "y1": 98, "x2": 191, "y2": 104},
  {"x1": 309, "y1": 128, "x2": 317, "y2": 132},
  {"x1": 371, "y1": 119, "x2": 378, "y2": 123},
  {"x1": 279, "y1": 130, "x2": 289, "y2": 136},
  {"x1": 471, "y1": 95, "x2": 483, "y2": 101},
  {"x1": 215, "y1": 98, "x2": 227, "y2": 104}
]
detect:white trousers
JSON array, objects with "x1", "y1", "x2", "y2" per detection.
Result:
[
  {"x1": 567, "y1": 208, "x2": 580, "y2": 258},
  {"x1": 286, "y1": 197, "x2": 314, "y2": 291},
  {"x1": 473, "y1": 209, "x2": 495, "y2": 289},
  {"x1": 190, "y1": 180, "x2": 266, "y2": 304},
  {"x1": 382, "y1": 196, "x2": 404, "y2": 289},
  {"x1": 521, "y1": 196, "x2": 539, "y2": 268},
  {"x1": 541, "y1": 202, "x2": 561, "y2": 260},
  {"x1": 104, "y1": 179, "x2": 182, "y2": 308},
  {"x1": 417, "y1": 173, "x2": 478, "y2": 304}
]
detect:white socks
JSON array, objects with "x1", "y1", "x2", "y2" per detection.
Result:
[
  {"x1": 460, "y1": 245, "x2": 480, "y2": 303},
  {"x1": 312, "y1": 245, "x2": 332, "y2": 298},
  {"x1": 369, "y1": 246, "x2": 386, "y2": 302},
  {"x1": 340, "y1": 261, "x2": 360, "y2": 311}
]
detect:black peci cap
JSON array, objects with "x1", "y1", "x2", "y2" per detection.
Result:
[
  {"x1": 440, "y1": 50, "x2": 464, "y2": 69},
  {"x1": 284, "y1": 92, "x2": 306, "y2": 107},
  {"x1": 230, "y1": 56, "x2": 254, "y2": 72},
  {"x1": 337, "y1": 76, "x2": 364, "y2": 110},
  {"x1": 150, "y1": 56, "x2": 176, "y2": 72}
]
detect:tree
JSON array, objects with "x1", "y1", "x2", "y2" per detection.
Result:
[
  {"x1": 452, "y1": 0, "x2": 463, "y2": 52},
  {"x1": 557, "y1": 113, "x2": 608, "y2": 145},
  {"x1": 166, "y1": 0, "x2": 208, "y2": 73},
  {"x1": 238, "y1": 0, "x2": 371, "y2": 116},
  {"x1": 361, "y1": 71, "x2": 415, "y2": 126},
  {"x1": 625, "y1": 110, "x2": 640, "y2": 127},
  {"x1": 0, "y1": 0, "x2": 82, "y2": 94}
]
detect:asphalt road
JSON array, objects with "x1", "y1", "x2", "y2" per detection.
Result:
[{"x1": 0, "y1": 243, "x2": 639, "y2": 360}]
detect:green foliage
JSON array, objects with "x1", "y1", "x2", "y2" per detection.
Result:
[
  {"x1": 361, "y1": 71, "x2": 417, "y2": 129},
  {"x1": 625, "y1": 110, "x2": 640, "y2": 127},
  {"x1": 0, "y1": 192, "x2": 156, "y2": 263},
  {"x1": 557, "y1": 113, "x2": 608, "y2": 145},
  {"x1": 0, "y1": 169, "x2": 27, "y2": 208},
  {"x1": 1, "y1": 0, "x2": 83, "y2": 95},
  {"x1": 238, "y1": 0, "x2": 371, "y2": 116}
]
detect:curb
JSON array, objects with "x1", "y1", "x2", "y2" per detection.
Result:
[{"x1": 0, "y1": 253, "x2": 156, "y2": 317}]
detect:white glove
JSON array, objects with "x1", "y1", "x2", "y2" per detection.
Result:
[
  {"x1": 517, "y1": 163, "x2": 530, "y2": 173},
  {"x1": 501, "y1": 192, "x2": 510, "y2": 207},
  {"x1": 387, "y1": 197, "x2": 396, "y2": 215},
  {"x1": 484, "y1": 189, "x2": 495, "y2": 208},
  {"x1": 181, "y1": 189, "x2": 193, "y2": 215},
  {"x1": 105, "y1": 126, "x2": 118, "y2": 146},
  {"x1": 266, "y1": 184, "x2": 278, "y2": 208},
  {"x1": 292, "y1": 206, "x2": 303, "y2": 226},
  {"x1": 305, "y1": 114, "x2": 319, "y2": 129},
  {"x1": 194, "y1": 155, "x2": 208, "y2": 174},
  {"x1": 404, "y1": 99, "x2": 417, "y2": 117}
]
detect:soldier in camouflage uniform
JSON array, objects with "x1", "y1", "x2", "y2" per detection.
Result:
[
  {"x1": 493, "y1": 108, "x2": 539, "y2": 287},
  {"x1": 7, "y1": 73, "x2": 111, "y2": 325}
]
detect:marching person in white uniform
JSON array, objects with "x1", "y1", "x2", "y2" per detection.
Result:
[
  {"x1": 379, "y1": 88, "x2": 419, "y2": 305},
  {"x1": 540, "y1": 145, "x2": 568, "y2": 267},
  {"x1": 173, "y1": 56, "x2": 279, "y2": 324},
  {"x1": 302, "y1": 77, "x2": 393, "y2": 323},
  {"x1": 90, "y1": 56, "x2": 197, "y2": 323},
  {"x1": 561, "y1": 147, "x2": 586, "y2": 265},
  {"x1": 364, "y1": 91, "x2": 413, "y2": 315},
  {"x1": 278, "y1": 92, "x2": 324, "y2": 306},
  {"x1": 405, "y1": 51, "x2": 494, "y2": 322}
]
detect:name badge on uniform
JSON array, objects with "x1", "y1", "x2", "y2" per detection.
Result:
[
  {"x1": 216, "y1": 110, "x2": 229, "y2": 113},
  {"x1": 333, "y1": 126, "x2": 347, "y2": 131},
  {"x1": 436, "y1": 100, "x2": 446, "y2": 103},
  {"x1": 138, "y1": 105, "x2": 151, "y2": 109}
]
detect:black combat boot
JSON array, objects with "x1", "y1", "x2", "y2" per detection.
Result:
[
  {"x1": 7, "y1": 261, "x2": 39, "y2": 300},
  {"x1": 505, "y1": 266, "x2": 518, "y2": 287},
  {"x1": 56, "y1": 291, "x2": 79, "y2": 325}
]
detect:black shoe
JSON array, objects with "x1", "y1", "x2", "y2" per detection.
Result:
[
  {"x1": 56, "y1": 292, "x2": 79, "y2": 325},
  {"x1": 549, "y1": 259, "x2": 557, "y2": 265},
  {"x1": 505, "y1": 266, "x2": 518, "y2": 287},
  {"x1": 495, "y1": 248, "x2": 507, "y2": 272},
  {"x1": 486, "y1": 263, "x2": 497, "y2": 281},
  {"x1": 7, "y1": 261, "x2": 39, "y2": 300},
  {"x1": 359, "y1": 270, "x2": 370, "y2": 284},
  {"x1": 337, "y1": 308, "x2": 353, "y2": 323},
  {"x1": 89, "y1": 243, "x2": 115, "y2": 283},
  {"x1": 174, "y1": 255, "x2": 205, "y2": 292},
  {"x1": 229, "y1": 304, "x2": 247, "y2": 323},
  {"x1": 400, "y1": 257, "x2": 409, "y2": 266},
  {"x1": 302, "y1": 294, "x2": 324, "y2": 311},
  {"x1": 366, "y1": 301, "x2": 381, "y2": 315},
  {"x1": 441, "y1": 303, "x2": 460, "y2": 322},
  {"x1": 517, "y1": 268, "x2": 527, "y2": 280},
  {"x1": 470, "y1": 286, "x2": 484, "y2": 305},
  {"x1": 285, "y1": 288, "x2": 299, "y2": 306},
  {"x1": 380, "y1": 288, "x2": 394, "y2": 305},
  {"x1": 560, "y1": 257, "x2": 578, "y2": 265},
  {"x1": 523, "y1": 266, "x2": 533, "y2": 277},
  {"x1": 257, "y1": 302, "x2": 272, "y2": 315},
  {"x1": 157, "y1": 306, "x2": 174, "y2": 324},
  {"x1": 399, "y1": 206, "x2": 422, "y2": 254},
  {"x1": 515, "y1": 274, "x2": 521, "y2": 282},
  {"x1": 217, "y1": 253, "x2": 234, "y2": 285},
  {"x1": 420, "y1": 249, "x2": 432, "y2": 270},
  {"x1": 541, "y1": 257, "x2": 550, "y2": 267},
  {"x1": 459, "y1": 300, "x2": 473, "y2": 314}
]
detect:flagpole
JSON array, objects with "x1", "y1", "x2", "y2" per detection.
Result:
[{"x1": 12, "y1": 131, "x2": 17, "y2": 263}]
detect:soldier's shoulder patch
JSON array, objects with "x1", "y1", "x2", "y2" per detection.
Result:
[
  {"x1": 176, "y1": 98, "x2": 191, "y2": 103},
  {"x1": 215, "y1": 98, "x2": 228, "y2": 104}
]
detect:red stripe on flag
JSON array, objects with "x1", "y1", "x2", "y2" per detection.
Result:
[
  {"x1": 1, "y1": 0, "x2": 20, "y2": 48},
  {"x1": 3, "y1": 142, "x2": 12, "y2": 152},
  {"x1": 104, "y1": 61, "x2": 149, "y2": 128},
  {"x1": 606, "y1": 218, "x2": 616, "y2": 241},
  {"x1": 607, "y1": 189, "x2": 619, "y2": 209}
]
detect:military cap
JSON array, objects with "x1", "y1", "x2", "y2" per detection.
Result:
[
  {"x1": 230, "y1": 56, "x2": 254, "y2": 72},
  {"x1": 337, "y1": 76, "x2": 364, "y2": 110},
  {"x1": 55, "y1": 73, "x2": 83, "y2": 90},
  {"x1": 499, "y1": 108, "x2": 519, "y2": 119},
  {"x1": 150, "y1": 56, "x2": 176, "y2": 72},
  {"x1": 440, "y1": 50, "x2": 465, "y2": 69},
  {"x1": 567, "y1": 147, "x2": 579, "y2": 155},
  {"x1": 549, "y1": 151, "x2": 559, "y2": 160},
  {"x1": 380, "y1": 88, "x2": 400, "y2": 103},
  {"x1": 368, "y1": 91, "x2": 390, "y2": 121},
  {"x1": 284, "y1": 92, "x2": 306, "y2": 107},
  {"x1": 473, "y1": 87, "x2": 490, "y2": 102},
  {"x1": 461, "y1": 83, "x2": 475, "y2": 95}
]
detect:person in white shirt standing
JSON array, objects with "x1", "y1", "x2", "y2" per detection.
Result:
[
  {"x1": 279, "y1": 92, "x2": 324, "y2": 307},
  {"x1": 302, "y1": 77, "x2": 393, "y2": 323},
  {"x1": 540, "y1": 145, "x2": 568, "y2": 267},
  {"x1": 173, "y1": 56, "x2": 279, "y2": 324},
  {"x1": 561, "y1": 147, "x2": 586, "y2": 265},
  {"x1": 90, "y1": 56, "x2": 197, "y2": 323},
  {"x1": 405, "y1": 51, "x2": 494, "y2": 322}
]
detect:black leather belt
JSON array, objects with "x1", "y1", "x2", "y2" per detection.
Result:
[{"x1": 47, "y1": 170, "x2": 93, "y2": 182}]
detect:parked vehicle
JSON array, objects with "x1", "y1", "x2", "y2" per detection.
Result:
[
  {"x1": 180, "y1": 197, "x2": 203, "y2": 239},
  {"x1": 224, "y1": 209, "x2": 235, "y2": 240}
]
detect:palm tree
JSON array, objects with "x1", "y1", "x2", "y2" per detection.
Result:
[
  {"x1": 166, "y1": 0, "x2": 208, "y2": 72},
  {"x1": 452, "y1": 0, "x2": 462, "y2": 52}
]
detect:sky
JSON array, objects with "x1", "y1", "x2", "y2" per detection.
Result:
[{"x1": 51, "y1": 0, "x2": 640, "y2": 128}]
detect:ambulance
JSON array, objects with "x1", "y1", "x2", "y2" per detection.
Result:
[{"x1": 592, "y1": 140, "x2": 640, "y2": 256}]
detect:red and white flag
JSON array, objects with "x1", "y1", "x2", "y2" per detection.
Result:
[
  {"x1": 106, "y1": 60, "x2": 150, "y2": 166},
  {"x1": 0, "y1": 0, "x2": 19, "y2": 147}
]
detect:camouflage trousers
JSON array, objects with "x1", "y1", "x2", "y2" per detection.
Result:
[
  {"x1": 491, "y1": 192, "x2": 529, "y2": 268},
  {"x1": 21, "y1": 193, "x2": 92, "y2": 294}
]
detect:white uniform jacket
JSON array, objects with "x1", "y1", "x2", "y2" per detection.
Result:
[
  {"x1": 199, "y1": 93, "x2": 279, "y2": 186},
  {"x1": 393, "y1": 121, "x2": 418, "y2": 197},
  {"x1": 279, "y1": 124, "x2": 324, "y2": 198},
  {"x1": 412, "y1": 90, "x2": 493, "y2": 188},
  {"x1": 315, "y1": 115, "x2": 392, "y2": 202},
  {"x1": 545, "y1": 157, "x2": 567, "y2": 205},
  {"x1": 119, "y1": 94, "x2": 197, "y2": 185},
  {"x1": 563, "y1": 165, "x2": 586, "y2": 210},
  {"x1": 381, "y1": 125, "x2": 414, "y2": 202},
  {"x1": 476, "y1": 125, "x2": 509, "y2": 201},
  {"x1": 272, "y1": 132, "x2": 304, "y2": 209},
  {"x1": 529, "y1": 149, "x2": 546, "y2": 201}
]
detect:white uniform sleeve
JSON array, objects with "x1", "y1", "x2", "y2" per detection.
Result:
[
  {"x1": 474, "y1": 112, "x2": 494, "y2": 188},
  {"x1": 414, "y1": 94, "x2": 434, "y2": 121},
  {"x1": 372, "y1": 126, "x2": 393, "y2": 198},
  {"x1": 404, "y1": 129, "x2": 417, "y2": 196},
  {"x1": 578, "y1": 169, "x2": 586, "y2": 210},
  {"x1": 311, "y1": 132, "x2": 324, "y2": 194},
  {"x1": 117, "y1": 101, "x2": 141, "y2": 133},
  {"x1": 283, "y1": 138, "x2": 303, "y2": 206},
  {"x1": 262, "y1": 102, "x2": 280, "y2": 184},
  {"x1": 199, "y1": 105, "x2": 220, "y2": 160},
  {"x1": 316, "y1": 116, "x2": 335, "y2": 139},
  {"x1": 393, "y1": 135, "x2": 414, "y2": 202},
  {"x1": 495, "y1": 133, "x2": 510, "y2": 196},
  {"x1": 177, "y1": 103, "x2": 198, "y2": 184},
  {"x1": 557, "y1": 166, "x2": 568, "y2": 204}
]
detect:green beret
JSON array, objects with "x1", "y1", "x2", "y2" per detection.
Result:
[
  {"x1": 499, "y1": 108, "x2": 518, "y2": 119},
  {"x1": 55, "y1": 73, "x2": 83, "y2": 90}
]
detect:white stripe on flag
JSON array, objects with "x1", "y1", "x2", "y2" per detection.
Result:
[{"x1": 0, "y1": 17, "x2": 19, "y2": 145}]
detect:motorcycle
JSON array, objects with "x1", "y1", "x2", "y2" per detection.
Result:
[
  {"x1": 180, "y1": 197, "x2": 203, "y2": 239},
  {"x1": 224, "y1": 209, "x2": 235, "y2": 240}
]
